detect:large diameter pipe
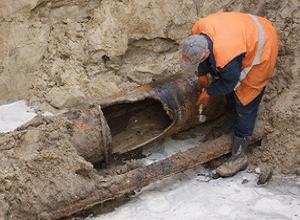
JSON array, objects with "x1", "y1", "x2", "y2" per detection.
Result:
[{"x1": 99, "y1": 74, "x2": 226, "y2": 155}]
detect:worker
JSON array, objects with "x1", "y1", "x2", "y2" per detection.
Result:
[{"x1": 180, "y1": 12, "x2": 279, "y2": 177}]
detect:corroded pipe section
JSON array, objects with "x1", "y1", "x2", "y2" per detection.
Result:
[
  {"x1": 62, "y1": 106, "x2": 112, "y2": 163},
  {"x1": 99, "y1": 74, "x2": 225, "y2": 155}
]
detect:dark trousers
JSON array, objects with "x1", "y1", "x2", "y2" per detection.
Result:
[{"x1": 226, "y1": 89, "x2": 265, "y2": 138}]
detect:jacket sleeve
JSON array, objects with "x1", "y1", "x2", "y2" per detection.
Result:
[
  {"x1": 207, "y1": 54, "x2": 244, "y2": 96},
  {"x1": 195, "y1": 62, "x2": 210, "y2": 77}
]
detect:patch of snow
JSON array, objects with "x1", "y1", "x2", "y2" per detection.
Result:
[
  {"x1": 91, "y1": 170, "x2": 300, "y2": 220},
  {"x1": 0, "y1": 100, "x2": 37, "y2": 133},
  {"x1": 42, "y1": 111, "x2": 54, "y2": 117},
  {"x1": 0, "y1": 100, "x2": 53, "y2": 133},
  {"x1": 142, "y1": 135, "x2": 205, "y2": 165}
]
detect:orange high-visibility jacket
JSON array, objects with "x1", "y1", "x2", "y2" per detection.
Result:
[{"x1": 192, "y1": 12, "x2": 279, "y2": 105}]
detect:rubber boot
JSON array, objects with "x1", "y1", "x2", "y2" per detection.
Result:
[{"x1": 215, "y1": 135, "x2": 250, "y2": 177}]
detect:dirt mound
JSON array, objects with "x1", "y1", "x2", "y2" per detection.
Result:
[{"x1": 0, "y1": 116, "x2": 101, "y2": 219}]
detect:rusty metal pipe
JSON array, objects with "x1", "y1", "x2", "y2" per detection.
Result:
[
  {"x1": 98, "y1": 74, "x2": 225, "y2": 156},
  {"x1": 18, "y1": 74, "x2": 225, "y2": 164}
]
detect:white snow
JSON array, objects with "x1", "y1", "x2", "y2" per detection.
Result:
[
  {"x1": 0, "y1": 100, "x2": 37, "y2": 133},
  {"x1": 0, "y1": 101, "x2": 299, "y2": 220},
  {"x1": 90, "y1": 170, "x2": 300, "y2": 220}
]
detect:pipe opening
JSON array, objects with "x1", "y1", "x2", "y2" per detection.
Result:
[{"x1": 102, "y1": 98, "x2": 172, "y2": 153}]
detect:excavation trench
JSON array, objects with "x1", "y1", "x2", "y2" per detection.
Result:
[{"x1": 0, "y1": 75, "x2": 229, "y2": 220}]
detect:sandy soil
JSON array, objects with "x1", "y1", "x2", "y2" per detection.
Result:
[{"x1": 1, "y1": 101, "x2": 299, "y2": 220}]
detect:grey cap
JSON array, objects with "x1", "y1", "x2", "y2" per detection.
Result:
[{"x1": 180, "y1": 35, "x2": 208, "y2": 73}]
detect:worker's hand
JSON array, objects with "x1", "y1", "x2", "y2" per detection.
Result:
[
  {"x1": 198, "y1": 75, "x2": 209, "y2": 88},
  {"x1": 196, "y1": 90, "x2": 209, "y2": 106}
]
